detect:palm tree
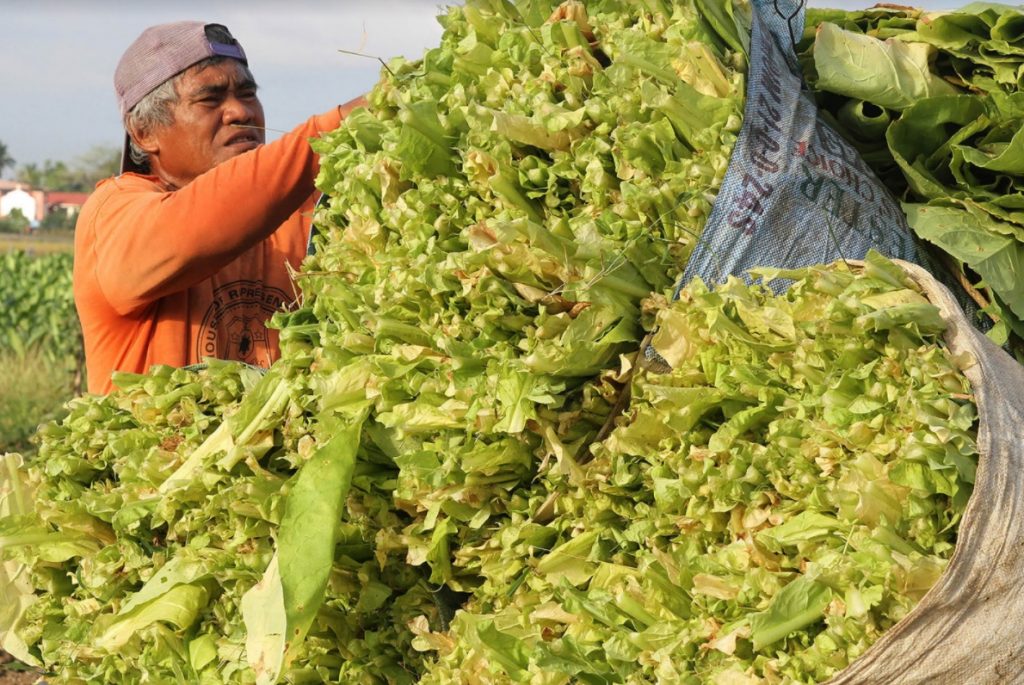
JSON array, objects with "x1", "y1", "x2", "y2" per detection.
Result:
[{"x1": 0, "y1": 140, "x2": 14, "y2": 179}]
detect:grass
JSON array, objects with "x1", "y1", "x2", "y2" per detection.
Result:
[
  {"x1": 1, "y1": 232, "x2": 80, "y2": 453},
  {"x1": 0, "y1": 349, "x2": 78, "y2": 454},
  {"x1": 0, "y1": 231, "x2": 74, "y2": 256}
]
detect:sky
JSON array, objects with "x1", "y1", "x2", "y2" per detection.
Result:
[
  {"x1": 0, "y1": 1, "x2": 449, "y2": 176},
  {"x1": 0, "y1": 0, "x2": 975, "y2": 178}
]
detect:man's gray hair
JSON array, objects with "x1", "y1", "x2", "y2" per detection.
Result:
[
  {"x1": 125, "y1": 77, "x2": 179, "y2": 170},
  {"x1": 124, "y1": 25, "x2": 254, "y2": 171}
]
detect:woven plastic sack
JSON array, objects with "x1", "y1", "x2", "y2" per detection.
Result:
[
  {"x1": 822, "y1": 260, "x2": 1024, "y2": 684},
  {"x1": 680, "y1": 0, "x2": 921, "y2": 291}
]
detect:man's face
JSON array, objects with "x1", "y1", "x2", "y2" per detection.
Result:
[{"x1": 149, "y1": 59, "x2": 265, "y2": 187}]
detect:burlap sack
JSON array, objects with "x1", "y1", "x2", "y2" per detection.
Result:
[{"x1": 826, "y1": 260, "x2": 1024, "y2": 684}]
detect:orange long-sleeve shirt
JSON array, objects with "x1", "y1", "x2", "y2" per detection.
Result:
[{"x1": 74, "y1": 107, "x2": 345, "y2": 394}]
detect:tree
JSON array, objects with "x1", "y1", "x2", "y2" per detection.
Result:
[
  {"x1": 40, "y1": 208, "x2": 79, "y2": 232},
  {"x1": 0, "y1": 208, "x2": 30, "y2": 234},
  {"x1": 15, "y1": 145, "x2": 120, "y2": 192},
  {"x1": 76, "y1": 145, "x2": 120, "y2": 184},
  {"x1": 0, "y1": 140, "x2": 14, "y2": 178},
  {"x1": 17, "y1": 160, "x2": 74, "y2": 191},
  {"x1": 16, "y1": 162, "x2": 47, "y2": 190}
]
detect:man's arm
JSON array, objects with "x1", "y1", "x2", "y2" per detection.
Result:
[{"x1": 86, "y1": 99, "x2": 364, "y2": 315}]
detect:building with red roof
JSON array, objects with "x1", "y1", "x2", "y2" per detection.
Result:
[{"x1": 0, "y1": 183, "x2": 90, "y2": 228}]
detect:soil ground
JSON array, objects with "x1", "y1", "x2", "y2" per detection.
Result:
[
  {"x1": 0, "y1": 653, "x2": 43, "y2": 685},
  {"x1": 0, "y1": 671, "x2": 40, "y2": 685}
]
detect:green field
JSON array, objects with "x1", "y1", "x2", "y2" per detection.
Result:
[
  {"x1": 0, "y1": 349, "x2": 77, "y2": 454},
  {"x1": 0, "y1": 240, "x2": 82, "y2": 454}
]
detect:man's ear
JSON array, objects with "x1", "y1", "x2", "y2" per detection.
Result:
[{"x1": 127, "y1": 120, "x2": 159, "y2": 156}]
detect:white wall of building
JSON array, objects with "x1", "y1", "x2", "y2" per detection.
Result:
[{"x1": 0, "y1": 187, "x2": 37, "y2": 221}]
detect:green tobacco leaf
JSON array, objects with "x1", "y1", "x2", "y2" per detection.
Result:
[
  {"x1": 0, "y1": 453, "x2": 31, "y2": 522},
  {"x1": 536, "y1": 530, "x2": 600, "y2": 587},
  {"x1": 0, "y1": 454, "x2": 38, "y2": 665},
  {"x1": 242, "y1": 554, "x2": 286, "y2": 685},
  {"x1": 837, "y1": 99, "x2": 893, "y2": 141},
  {"x1": 95, "y1": 583, "x2": 210, "y2": 651},
  {"x1": 119, "y1": 548, "x2": 231, "y2": 614},
  {"x1": 476, "y1": 621, "x2": 530, "y2": 679},
  {"x1": 905, "y1": 202, "x2": 1024, "y2": 319},
  {"x1": 0, "y1": 517, "x2": 101, "y2": 562},
  {"x1": 814, "y1": 22, "x2": 958, "y2": 109},
  {"x1": 159, "y1": 366, "x2": 293, "y2": 493},
  {"x1": 426, "y1": 517, "x2": 458, "y2": 585},
  {"x1": 396, "y1": 100, "x2": 457, "y2": 179},
  {"x1": 886, "y1": 94, "x2": 987, "y2": 200},
  {"x1": 157, "y1": 420, "x2": 235, "y2": 494},
  {"x1": 230, "y1": 366, "x2": 294, "y2": 445},
  {"x1": 756, "y1": 511, "x2": 843, "y2": 552},
  {"x1": 856, "y1": 303, "x2": 947, "y2": 336},
  {"x1": 278, "y1": 418, "x2": 363, "y2": 660},
  {"x1": 490, "y1": 110, "x2": 576, "y2": 151},
  {"x1": 188, "y1": 633, "x2": 218, "y2": 673},
  {"x1": 953, "y1": 94, "x2": 1024, "y2": 174},
  {"x1": 696, "y1": 0, "x2": 749, "y2": 55},
  {"x1": 750, "y1": 576, "x2": 833, "y2": 650}
]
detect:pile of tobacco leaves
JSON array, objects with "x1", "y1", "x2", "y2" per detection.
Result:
[
  {"x1": 417, "y1": 252, "x2": 977, "y2": 684},
  {"x1": 0, "y1": 0, "x2": 982, "y2": 683},
  {"x1": 799, "y1": 3, "x2": 1024, "y2": 349}
]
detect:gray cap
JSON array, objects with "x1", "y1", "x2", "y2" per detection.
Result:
[{"x1": 115, "y1": 21, "x2": 247, "y2": 173}]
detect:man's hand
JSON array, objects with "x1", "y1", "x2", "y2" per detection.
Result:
[{"x1": 339, "y1": 95, "x2": 368, "y2": 119}]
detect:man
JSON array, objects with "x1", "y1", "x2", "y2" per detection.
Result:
[{"x1": 74, "y1": 21, "x2": 363, "y2": 394}]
